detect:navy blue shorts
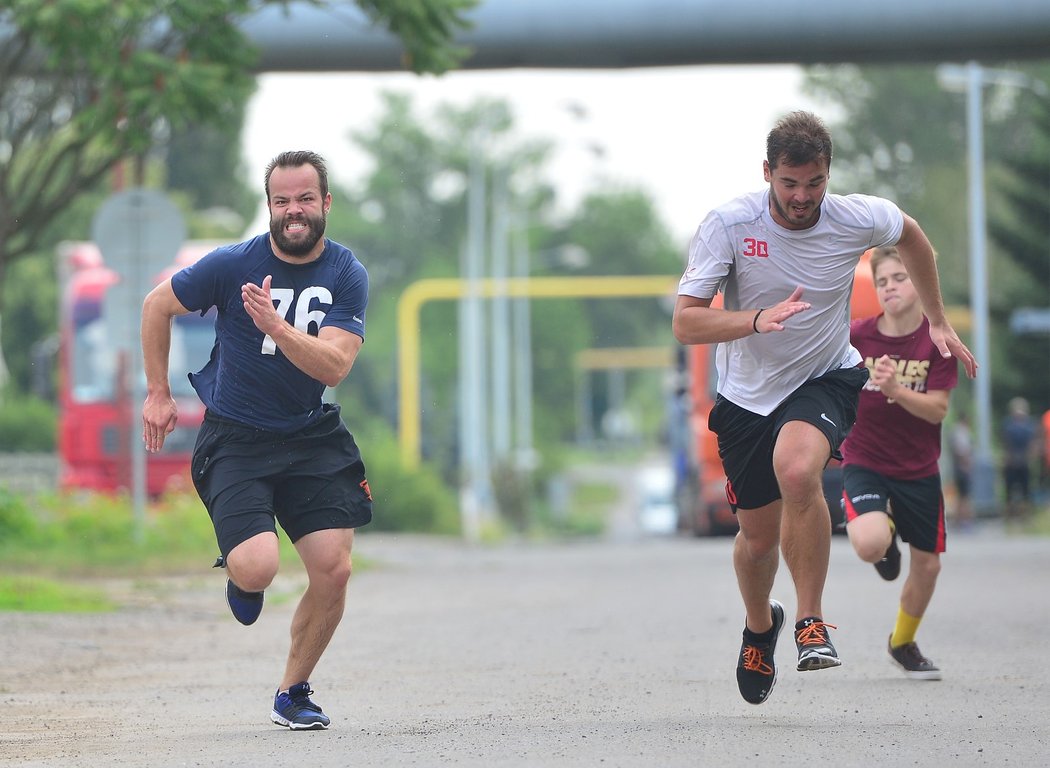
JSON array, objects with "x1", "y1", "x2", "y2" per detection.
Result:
[
  {"x1": 842, "y1": 464, "x2": 946, "y2": 553},
  {"x1": 709, "y1": 365, "x2": 868, "y2": 512},
  {"x1": 191, "y1": 403, "x2": 373, "y2": 557}
]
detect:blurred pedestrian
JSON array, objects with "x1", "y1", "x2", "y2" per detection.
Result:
[
  {"x1": 840, "y1": 246, "x2": 958, "y2": 681},
  {"x1": 949, "y1": 413, "x2": 974, "y2": 529},
  {"x1": 141, "y1": 150, "x2": 373, "y2": 730},
  {"x1": 1040, "y1": 409, "x2": 1050, "y2": 503},
  {"x1": 672, "y1": 111, "x2": 976, "y2": 705},
  {"x1": 1001, "y1": 397, "x2": 1037, "y2": 522}
]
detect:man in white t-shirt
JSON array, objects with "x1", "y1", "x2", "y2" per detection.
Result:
[{"x1": 672, "y1": 111, "x2": 977, "y2": 706}]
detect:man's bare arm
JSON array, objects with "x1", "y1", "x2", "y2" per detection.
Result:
[
  {"x1": 672, "y1": 288, "x2": 811, "y2": 345},
  {"x1": 141, "y1": 280, "x2": 190, "y2": 453}
]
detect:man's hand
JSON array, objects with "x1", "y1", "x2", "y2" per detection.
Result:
[
  {"x1": 928, "y1": 320, "x2": 978, "y2": 379},
  {"x1": 142, "y1": 392, "x2": 178, "y2": 454},
  {"x1": 754, "y1": 286, "x2": 812, "y2": 333},
  {"x1": 242, "y1": 275, "x2": 285, "y2": 339}
]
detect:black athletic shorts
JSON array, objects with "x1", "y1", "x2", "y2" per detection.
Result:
[
  {"x1": 709, "y1": 365, "x2": 869, "y2": 512},
  {"x1": 842, "y1": 464, "x2": 946, "y2": 554},
  {"x1": 191, "y1": 403, "x2": 373, "y2": 557}
]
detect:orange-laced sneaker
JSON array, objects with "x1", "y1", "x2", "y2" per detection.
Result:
[
  {"x1": 741, "y1": 645, "x2": 774, "y2": 675},
  {"x1": 795, "y1": 617, "x2": 842, "y2": 671},
  {"x1": 736, "y1": 599, "x2": 785, "y2": 705}
]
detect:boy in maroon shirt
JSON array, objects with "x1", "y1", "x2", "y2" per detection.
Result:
[{"x1": 841, "y1": 246, "x2": 958, "y2": 680}]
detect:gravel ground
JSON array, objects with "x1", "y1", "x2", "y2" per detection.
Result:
[{"x1": 2, "y1": 523, "x2": 1048, "y2": 767}]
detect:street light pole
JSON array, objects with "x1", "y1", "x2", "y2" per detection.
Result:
[{"x1": 963, "y1": 61, "x2": 996, "y2": 515}]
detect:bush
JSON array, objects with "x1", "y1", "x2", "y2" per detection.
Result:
[
  {"x1": 0, "y1": 394, "x2": 57, "y2": 451},
  {"x1": 491, "y1": 461, "x2": 531, "y2": 533},
  {"x1": 361, "y1": 433, "x2": 460, "y2": 534},
  {"x1": 0, "y1": 487, "x2": 304, "y2": 577},
  {"x1": 0, "y1": 486, "x2": 37, "y2": 540},
  {"x1": 0, "y1": 426, "x2": 463, "y2": 580},
  {"x1": 2, "y1": 490, "x2": 209, "y2": 572}
]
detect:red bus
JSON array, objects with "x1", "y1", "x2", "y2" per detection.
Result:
[{"x1": 57, "y1": 241, "x2": 221, "y2": 496}]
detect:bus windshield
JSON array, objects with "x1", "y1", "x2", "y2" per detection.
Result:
[
  {"x1": 71, "y1": 305, "x2": 215, "y2": 403},
  {"x1": 170, "y1": 311, "x2": 216, "y2": 399},
  {"x1": 72, "y1": 311, "x2": 116, "y2": 403}
]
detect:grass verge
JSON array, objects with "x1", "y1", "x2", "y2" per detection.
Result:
[
  {"x1": 0, "y1": 574, "x2": 114, "y2": 612},
  {"x1": 0, "y1": 488, "x2": 301, "y2": 612}
]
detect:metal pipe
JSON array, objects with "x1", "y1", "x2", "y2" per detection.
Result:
[{"x1": 236, "y1": 0, "x2": 1050, "y2": 72}]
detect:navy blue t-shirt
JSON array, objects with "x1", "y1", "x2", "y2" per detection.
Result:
[{"x1": 171, "y1": 234, "x2": 368, "y2": 432}]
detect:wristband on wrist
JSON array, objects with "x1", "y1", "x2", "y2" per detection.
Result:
[{"x1": 752, "y1": 309, "x2": 764, "y2": 334}]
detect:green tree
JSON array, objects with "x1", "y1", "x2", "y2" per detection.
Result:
[
  {"x1": 556, "y1": 187, "x2": 679, "y2": 347},
  {"x1": 321, "y1": 91, "x2": 681, "y2": 475},
  {"x1": 356, "y1": 0, "x2": 475, "y2": 75},
  {"x1": 0, "y1": 179, "x2": 106, "y2": 398},
  {"x1": 1, "y1": 254, "x2": 56, "y2": 396},
  {"x1": 802, "y1": 62, "x2": 1050, "y2": 421},
  {"x1": 165, "y1": 114, "x2": 257, "y2": 238},
  {"x1": 988, "y1": 97, "x2": 1050, "y2": 415},
  {"x1": 0, "y1": 0, "x2": 475, "y2": 402},
  {"x1": 802, "y1": 64, "x2": 972, "y2": 304},
  {"x1": 546, "y1": 188, "x2": 680, "y2": 439},
  {"x1": 0, "y1": 0, "x2": 475, "y2": 305},
  {"x1": 324, "y1": 93, "x2": 562, "y2": 471}
]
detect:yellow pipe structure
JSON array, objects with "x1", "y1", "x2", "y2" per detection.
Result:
[
  {"x1": 575, "y1": 346, "x2": 674, "y2": 370},
  {"x1": 397, "y1": 275, "x2": 678, "y2": 468}
]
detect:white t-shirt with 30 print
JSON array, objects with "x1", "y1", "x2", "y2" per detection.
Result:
[{"x1": 678, "y1": 189, "x2": 903, "y2": 416}]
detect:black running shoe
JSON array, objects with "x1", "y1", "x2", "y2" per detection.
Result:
[
  {"x1": 225, "y1": 578, "x2": 264, "y2": 626},
  {"x1": 874, "y1": 536, "x2": 901, "y2": 581},
  {"x1": 795, "y1": 617, "x2": 841, "y2": 671},
  {"x1": 271, "y1": 682, "x2": 331, "y2": 730},
  {"x1": 736, "y1": 599, "x2": 786, "y2": 705},
  {"x1": 888, "y1": 636, "x2": 942, "y2": 680}
]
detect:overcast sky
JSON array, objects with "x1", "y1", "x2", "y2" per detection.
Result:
[{"x1": 242, "y1": 65, "x2": 823, "y2": 246}]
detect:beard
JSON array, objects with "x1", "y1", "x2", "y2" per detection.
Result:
[
  {"x1": 770, "y1": 193, "x2": 820, "y2": 229},
  {"x1": 769, "y1": 186, "x2": 826, "y2": 230},
  {"x1": 270, "y1": 210, "x2": 327, "y2": 257}
]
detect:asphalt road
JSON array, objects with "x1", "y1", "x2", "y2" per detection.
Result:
[{"x1": 3, "y1": 521, "x2": 1049, "y2": 767}]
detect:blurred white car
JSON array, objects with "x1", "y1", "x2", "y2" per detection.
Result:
[{"x1": 638, "y1": 466, "x2": 678, "y2": 535}]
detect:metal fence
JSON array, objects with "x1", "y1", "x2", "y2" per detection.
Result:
[{"x1": 0, "y1": 453, "x2": 59, "y2": 494}]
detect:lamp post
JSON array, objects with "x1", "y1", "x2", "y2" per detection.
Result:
[
  {"x1": 936, "y1": 61, "x2": 1049, "y2": 516},
  {"x1": 459, "y1": 143, "x2": 491, "y2": 543}
]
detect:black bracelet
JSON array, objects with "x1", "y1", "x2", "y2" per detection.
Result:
[{"x1": 752, "y1": 309, "x2": 764, "y2": 334}]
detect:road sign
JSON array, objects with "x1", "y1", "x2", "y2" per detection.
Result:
[
  {"x1": 92, "y1": 188, "x2": 185, "y2": 274},
  {"x1": 93, "y1": 189, "x2": 185, "y2": 351}
]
